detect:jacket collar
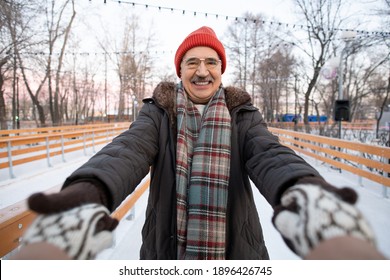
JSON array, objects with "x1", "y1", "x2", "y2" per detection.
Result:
[{"x1": 151, "y1": 81, "x2": 252, "y2": 120}]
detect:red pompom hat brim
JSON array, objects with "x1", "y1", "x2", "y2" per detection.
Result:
[{"x1": 174, "y1": 26, "x2": 226, "y2": 77}]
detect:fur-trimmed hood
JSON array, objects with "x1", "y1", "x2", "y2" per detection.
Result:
[{"x1": 149, "y1": 81, "x2": 252, "y2": 121}]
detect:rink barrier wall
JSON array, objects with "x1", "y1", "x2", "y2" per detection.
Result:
[{"x1": 0, "y1": 122, "x2": 131, "y2": 179}]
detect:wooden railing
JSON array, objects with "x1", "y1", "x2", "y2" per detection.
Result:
[
  {"x1": 0, "y1": 122, "x2": 131, "y2": 179},
  {"x1": 269, "y1": 120, "x2": 376, "y2": 131},
  {"x1": 269, "y1": 127, "x2": 390, "y2": 190}
]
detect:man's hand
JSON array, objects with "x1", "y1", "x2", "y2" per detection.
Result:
[
  {"x1": 22, "y1": 203, "x2": 118, "y2": 259},
  {"x1": 28, "y1": 181, "x2": 108, "y2": 214},
  {"x1": 272, "y1": 178, "x2": 376, "y2": 258}
]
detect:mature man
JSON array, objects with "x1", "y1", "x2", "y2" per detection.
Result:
[{"x1": 20, "y1": 26, "x2": 378, "y2": 260}]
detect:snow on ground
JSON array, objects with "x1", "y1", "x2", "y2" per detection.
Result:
[{"x1": 1, "y1": 144, "x2": 389, "y2": 259}]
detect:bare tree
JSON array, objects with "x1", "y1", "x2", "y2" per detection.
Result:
[
  {"x1": 367, "y1": 0, "x2": 390, "y2": 133},
  {"x1": 0, "y1": 0, "x2": 19, "y2": 130},
  {"x1": 0, "y1": 55, "x2": 10, "y2": 130},
  {"x1": 310, "y1": 0, "x2": 389, "y2": 132},
  {"x1": 1, "y1": 0, "x2": 24, "y2": 129},
  {"x1": 114, "y1": 15, "x2": 154, "y2": 121},
  {"x1": 225, "y1": 13, "x2": 268, "y2": 92},
  {"x1": 258, "y1": 47, "x2": 296, "y2": 121},
  {"x1": 225, "y1": 13, "x2": 299, "y2": 122},
  {"x1": 19, "y1": 58, "x2": 48, "y2": 126},
  {"x1": 291, "y1": 0, "x2": 345, "y2": 128},
  {"x1": 0, "y1": 0, "x2": 47, "y2": 128},
  {"x1": 1, "y1": 0, "x2": 70, "y2": 128},
  {"x1": 347, "y1": 46, "x2": 389, "y2": 120},
  {"x1": 45, "y1": 0, "x2": 76, "y2": 126},
  {"x1": 316, "y1": 0, "x2": 390, "y2": 127}
]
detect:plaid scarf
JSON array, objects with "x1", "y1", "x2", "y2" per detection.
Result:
[{"x1": 176, "y1": 85, "x2": 231, "y2": 260}]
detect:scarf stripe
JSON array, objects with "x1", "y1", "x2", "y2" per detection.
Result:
[{"x1": 176, "y1": 85, "x2": 231, "y2": 260}]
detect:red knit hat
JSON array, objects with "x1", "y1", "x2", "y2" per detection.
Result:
[{"x1": 174, "y1": 26, "x2": 226, "y2": 77}]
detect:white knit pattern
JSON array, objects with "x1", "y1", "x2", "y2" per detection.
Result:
[
  {"x1": 22, "y1": 203, "x2": 114, "y2": 259},
  {"x1": 273, "y1": 184, "x2": 376, "y2": 257}
]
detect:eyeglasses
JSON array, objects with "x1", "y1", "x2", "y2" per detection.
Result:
[{"x1": 183, "y1": 57, "x2": 221, "y2": 70}]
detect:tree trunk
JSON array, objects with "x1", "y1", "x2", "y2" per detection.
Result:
[
  {"x1": 54, "y1": 0, "x2": 76, "y2": 126},
  {"x1": 0, "y1": 58, "x2": 8, "y2": 130}
]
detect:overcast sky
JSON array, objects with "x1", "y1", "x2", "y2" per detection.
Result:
[
  {"x1": 71, "y1": 0, "x2": 386, "y2": 89},
  {"x1": 80, "y1": 0, "x2": 385, "y2": 49}
]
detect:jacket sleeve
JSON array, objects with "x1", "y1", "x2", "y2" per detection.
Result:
[
  {"x1": 62, "y1": 103, "x2": 161, "y2": 211},
  {"x1": 242, "y1": 110, "x2": 322, "y2": 207}
]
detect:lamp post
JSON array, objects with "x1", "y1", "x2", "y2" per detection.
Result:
[
  {"x1": 131, "y1": 95, "x2": 137, "y2": 122},
  {"x1": 336, "y1": 31, "x2": 356, "y2": 139},
  {"x1": 104, "y1": 52, "x2": 108, "y2": 122},
  {"x1": 16, "y1": 76, "x2": 20, "y2": 129},
  {"x1": 134, "y1": 100, "x2": 138, "y2": 121}
]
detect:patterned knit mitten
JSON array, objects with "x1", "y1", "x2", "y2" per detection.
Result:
[
  {"x1": 272, "y1": 181, "x2": 376, "y2": 258},
  {"x1": 21, "y1": 203, "x2": 118, "y2": 259}
]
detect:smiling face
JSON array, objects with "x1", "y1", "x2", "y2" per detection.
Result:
[{"x1": 180, "y1": 46, "x2": 222, "y2": 104}]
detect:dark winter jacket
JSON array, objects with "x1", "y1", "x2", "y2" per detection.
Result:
[{"x1": 63, "y1": 81, "x2": 321, "y2": 260}]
